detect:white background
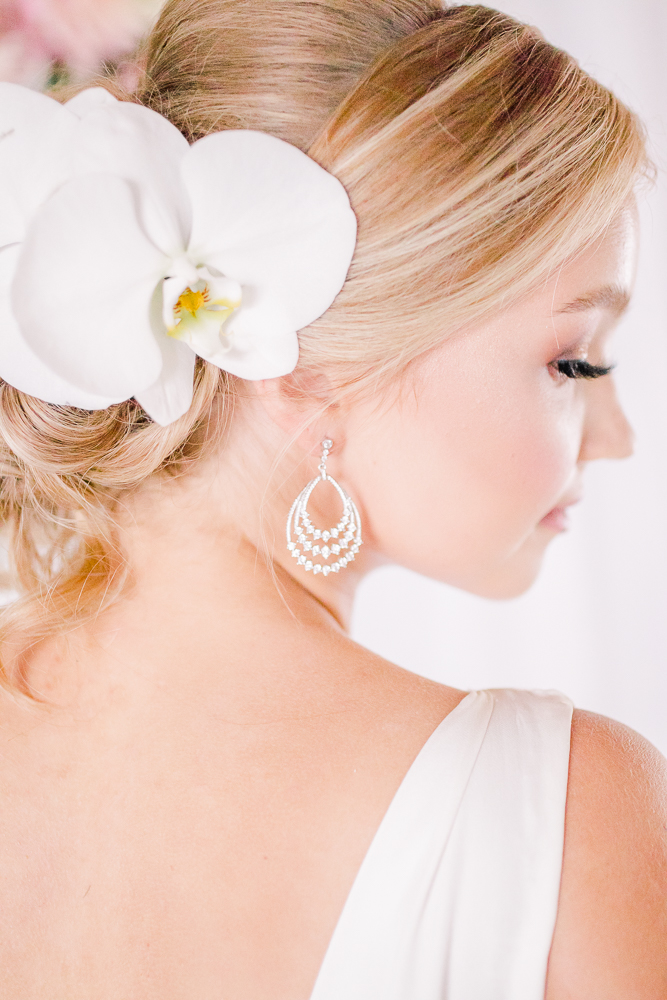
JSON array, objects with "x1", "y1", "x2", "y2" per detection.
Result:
[{"x1": 352, "y1": 0, "x2": 667, "y2": 755}]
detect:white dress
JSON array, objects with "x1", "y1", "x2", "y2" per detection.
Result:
[{"x1": 310, "y1": 688, "x2": 573, "y2": 1000}]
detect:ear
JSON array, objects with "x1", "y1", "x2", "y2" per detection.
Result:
[{"x1": 252, "y1": 370, "x2": 343, "y2": 455}]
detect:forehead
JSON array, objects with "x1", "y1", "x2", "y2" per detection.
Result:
[
  {"x1": 548, "y1": 205, "x2": 638, "y2": 316},
  {"x1": 402, "y1": 204, "x2": 639, "y2": 381}
]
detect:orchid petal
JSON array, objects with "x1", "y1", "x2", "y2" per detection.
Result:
[
  {"x1": 65, "y1": 87, "x2": 118, "y2": 117},
  {"x1": 70, "y1": 90, "x2": 191, "y2": 255},
  {"x1": 183, "y1": 130, "x2": 356, "y2": 332},
  {"x1": 13, "y1": 174, "x2": 167, "y2": 399},
  {"x1": 0, "y1": 83, "x2": 78, "y2": 247},
  {"x1": 134, "y1": 334, "x2": 195, "y2": 426},
  {"x1": 0, "y1": 245, "x2": 124, "y2": 408},
  {"x1": 198, "y1": 291, "x2": 299, "y2": 380}
]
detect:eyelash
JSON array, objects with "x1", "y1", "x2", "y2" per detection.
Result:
[{"x1": 553, "y1": 359, "x2": 614, "y2": 380}]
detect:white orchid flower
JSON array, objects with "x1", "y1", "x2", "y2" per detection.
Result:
[{"x1": 0, "y1": 84, "x2": 357, "y2": 424}]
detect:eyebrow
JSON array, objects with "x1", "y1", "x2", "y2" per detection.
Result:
[{"x1": 557, "y1": 283, "x2": 631, "y2": 316}]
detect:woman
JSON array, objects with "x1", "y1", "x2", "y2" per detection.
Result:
[{"x1": 0, "y1": 1, "x2": 664, "y2": 996}]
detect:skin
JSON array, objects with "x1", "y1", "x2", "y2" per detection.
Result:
[{"x1": 0, "y1": 205, "x2": 664, "y2": 998}]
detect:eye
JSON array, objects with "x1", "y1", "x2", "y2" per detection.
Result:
[{"x1": 552, "y1": 358, "x2": 614, "y2": 380}]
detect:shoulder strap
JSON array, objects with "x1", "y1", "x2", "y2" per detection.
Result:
[
  {"x1": 440, "y1": 689, "x2": 573, "y2": 999},
  {"x1": 311, "y1": 689, "x2": 573, "y2": 1000}
]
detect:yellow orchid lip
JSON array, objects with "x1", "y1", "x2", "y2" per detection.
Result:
[{"x1": 167, "y1": 283, "x2": 242, "y2": 342}]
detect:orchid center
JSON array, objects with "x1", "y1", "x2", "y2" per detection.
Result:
[
  {"x1": 166, "y1": 273, "x2": 243, "y2": 356},
  {"x1": 176, "y1": 287, "x2": 208, "y2": 316}
]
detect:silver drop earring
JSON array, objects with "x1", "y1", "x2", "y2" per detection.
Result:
[{"x1": 286, "y1": 439, "x2": 363, "y2": 575}]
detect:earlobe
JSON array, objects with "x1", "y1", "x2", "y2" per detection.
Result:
[{"x1": 252, "y1": 371, "x2": 343, "y2": 455}]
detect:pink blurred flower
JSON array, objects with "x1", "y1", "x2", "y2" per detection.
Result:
[{"x1": 0, "y1": 0, "x2": 163, "y2": 86}]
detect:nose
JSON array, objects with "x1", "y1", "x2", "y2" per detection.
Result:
[{"x1": 578, "y1": 375, "x2": 634, "y2": 462}]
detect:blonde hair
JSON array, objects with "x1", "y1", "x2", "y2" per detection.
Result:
[{"x1": 0, "y1": 1, "x2": 648, "y2": 690}]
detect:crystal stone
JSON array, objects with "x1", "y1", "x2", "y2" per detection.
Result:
[
  {"x1": 312, "y1": 545, "x2": 321, "y2": 556},
  {"x1": 321, "y1": 546, "x2": 330, "y2": 559},
  {"x1": 322, "y1": 566, "x2": 330, "y2": 576},
  {"x1": 322, "y1": 531, "x2": 330, "y2": 542},
  {"x1": 305, "y1": 560, "x2": 313, "y2": 571},
  {"x1": 331, "y1": 544, "x2": 340, "y2": 554},
  {"x1": 313, "y1": 564, "x2": 322, "y2": 574}
]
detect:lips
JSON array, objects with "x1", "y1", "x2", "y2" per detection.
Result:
[{"x1": 539, "y1": 495, "x2": 582, "y2": 532}]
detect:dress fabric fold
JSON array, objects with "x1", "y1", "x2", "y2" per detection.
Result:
[{"x1": 310, "y1": 688, "x2": 573, "y2": 1000}]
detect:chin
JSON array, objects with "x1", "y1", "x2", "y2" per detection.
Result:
[
  {"x1": 470, "y1": 573, "x2": 540, "y2": 601},
  {"x1": 450, "y1": 548, "x2": 548, "y2": 601}
]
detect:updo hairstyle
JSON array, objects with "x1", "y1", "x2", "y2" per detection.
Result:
[{"x1": 0, "y1": 1, "x2": 648, "y2": 690}]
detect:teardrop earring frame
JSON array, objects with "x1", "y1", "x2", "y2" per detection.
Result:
[{"x1": 286, "y1": 439, "x2": 363, "y2": 575}]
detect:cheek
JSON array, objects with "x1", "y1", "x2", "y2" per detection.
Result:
[
  {"x1": 346, "y1": 370, "x2": 583, "y2": 586},
  {"x1": 482, "y1": 381, "x2": 582, "y2": 520}
]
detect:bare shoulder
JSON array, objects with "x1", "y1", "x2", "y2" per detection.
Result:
[{"x1": 546, "y1": 709, "x2": 667, "y2": 999}]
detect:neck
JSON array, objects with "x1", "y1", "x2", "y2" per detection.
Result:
[{"x1": 22, "y1": 408, "x2": 381, "y2": 712}]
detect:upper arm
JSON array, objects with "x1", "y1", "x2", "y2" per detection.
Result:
[{"x1": 546, "y1": 709, "x2": 667, "y2": 1000}]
